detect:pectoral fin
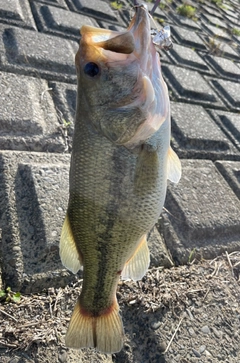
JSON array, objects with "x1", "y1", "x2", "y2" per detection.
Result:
[
  {"x1": 60, "y1": 213, "x2": 83, "y2": 274},
  {"x1": 121, "y1": 234, "x2": 150, "y2": 281},
  {"x1": 167, "y1": 147, "x2": 181, "y2": 183}
]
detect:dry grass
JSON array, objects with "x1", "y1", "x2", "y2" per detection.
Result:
[{"x1": 0, "y1": 252, "x2": 239, "y2": 356}]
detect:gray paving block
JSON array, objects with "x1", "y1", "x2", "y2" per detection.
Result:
[
  {"x1": 171, "y1": 25, "x2": 207, "y2": 50},
  {"x1": 167, "y1": 43, "x2": 211, "y2": 73},
  {"x1": 161, "y1": 160, "x2": 240, "y2": 264},
  {"x1": 204, "y1": 55, "x2": 240, "y2": 80},
  {"x1": 224, "y1": 14, "x2": 240, "y2": 26},
  {"x1": 0, "y1": 71, "x2": 66, "y2": 152},
  {"x1": 201, "y1": 14, "x2": 229, "y2": 30},
  {"x1": 209, "y1": 78, "x2": 240, "y2": 110},
  {"x1": 66, "y1": 0, "x2": 120, "y2": 23},
  {"x1": 221, "y1": 5, "x2": 239, "y2": 19},
  {"x1": 203, "y1": 38, "x2": 239, "y2": 60},
  {"x1": 0, "y1": 25, "x2": 78, "y2": 82},
  {"x1": 209, "y1": 110, "x2": 240, "y2": 151},
  {"x1": 31, "y1": 0, "x2": 67, "y2": 8},
  {"x1": 215, "y1": 161, "x2": 240, "y2": 200},
  {"x1": 170, "y1": 102, "x2": 239, "y2": 161},
  {"x1": 201, "y1": 23, "x2": 232, "y2": 42},
  {"x1": 144, "y1": 2, "x2": 169, "y2": 21},
  {"x1": 0, "y1": 151, "x2": 77, "y2": 293},
  {"x1": 49, "y1": 81, "x2": 77, "y2": 149},
  {"x1": 232, "y1": 28, "x2": 240, "y2": 45},
  {"x1": 169, "y1": 11, "x2": 201, "y2": 30},
  {"x1": 200, "y1": 4, "x2": 224, "y2": 18},
  {"x1": 162, "y1": 65, "x2": 224, "y2": 108},
  {"x1": 97, "y1": 20, "x2": 126, "y2": 32},
  {"x1": 148, "y1": 227, "x2": 174, "y2": 269},
  {"x1": 31, "y1": 3, "x2": 98, "y2": 39},
  {"x1": 0, "y1": 0, "x2": 36, "y2": 30}
]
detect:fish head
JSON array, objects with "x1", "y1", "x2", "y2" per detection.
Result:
[{"x1": 75, "y1": 4, "x2": 169, "y2": 148}]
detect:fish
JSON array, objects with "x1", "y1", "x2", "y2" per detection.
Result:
[{"x1": 60, "y1": 4, "x2": 181, "y2": 354}]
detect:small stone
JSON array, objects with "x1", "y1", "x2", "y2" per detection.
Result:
[
  {"x1": 151, "y1": 321, "x2": 161, "y2": 330},
  {"x1": 159, "y1": 340, "x2": 167, "y2": 352},
  {"x1": 192, "y1": 348, "x2": 201, "y2": 358},
  {"x1": 186, "y1": 308, "x2": 194, "y2": 320},
  {"x1": 212, "y1": 326, "x2": 222, "y2": 338},
  {"x1": 201, "y1": 325, "x2": 210, "y2": 334},
  {"x1": 188, "y1": 327, "x2": 196, "y2": 336},
  {"x1": 58, "y1": 351, "x2": 67, "y2": 363},
  {"x1": 205, "y1": 349, "x2": 212, "y2": 357},
  {"x1": 199, "y1": 345, "x2": 206, "y2": 354}
]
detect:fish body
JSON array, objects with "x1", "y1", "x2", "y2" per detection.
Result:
[{"x1": 60, "y1": 4, "x2": 181, "y2": 354}]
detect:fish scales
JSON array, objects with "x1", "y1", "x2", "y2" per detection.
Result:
[
  {"x1": 60, "y1": 4, "x2": 181, "y2": 354},
  {"x1": 69, "y1": 116, "x2": 163, "y2": 308}
]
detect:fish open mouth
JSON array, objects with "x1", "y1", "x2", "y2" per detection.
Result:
[
  {"x1": 77, "y1": 4, "x2": 169, "y2": 148},
  {"x1": 79, "y1": 4, "x2": 153, "y2": 68}
]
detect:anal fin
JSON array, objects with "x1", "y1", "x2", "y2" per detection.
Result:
[
  {"x1": 65, "y1": 298, "x2": 124, "y2": 354},
  {"x1": 121, "y1": 234, "x2": 150, "y2": 281},
  {"x1": 60, "y1": 213, "x2": 83, "y2": 274}
]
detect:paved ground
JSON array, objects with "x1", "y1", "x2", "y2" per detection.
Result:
[{"x1": 0, "y1": 0, "x2": 239, "y2": 362}]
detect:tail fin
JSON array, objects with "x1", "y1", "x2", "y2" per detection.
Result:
[{"x1": 65, "y1": 298, "x2": 124, "y2": 354}]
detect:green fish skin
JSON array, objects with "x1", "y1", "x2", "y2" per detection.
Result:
[{"x1": 60, "y1": 4, "x2": 181, "y2": 354}]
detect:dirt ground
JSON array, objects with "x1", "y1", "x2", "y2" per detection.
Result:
[{"x1": 0, "y1": 252, "x2": 240, "y2": 363}]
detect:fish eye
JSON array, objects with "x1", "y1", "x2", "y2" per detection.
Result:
[{"x1": 84, "y1": 62, "x2": 100, "y2": 77}]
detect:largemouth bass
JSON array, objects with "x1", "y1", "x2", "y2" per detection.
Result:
[{"x1": 60, "y1": 4, "x2": 181, "y2": 354}]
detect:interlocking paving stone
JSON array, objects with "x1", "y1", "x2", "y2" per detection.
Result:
[
  {"x1": 31, "y1": 3, "x2": 98, "y2": 39},
  {"x1": 0, "y1": 25, "x2": 78, "y2": 82},
  {"x1": 221, "y1": 5, "x2": 239, "y2": 19},
  {"x1": 170, "y1": 102, "x2": 239, "y2": 160},
  {"x1": 66, "y1": 0, "x2": 119, "y2": 23},
  {"x1": 204, "y1": 55, "x2": 240, "y2": 80},
  {"x1": 161, "y1": 159, "x2": 240, "y2": 264},
  {"x1": 200, "y1": 4, "x2": 223, "y2": 18},
  {"x1": 209, "y1": 78, "x2": 240, "y2": 110},
  {"x1": 0, "y1": 0, "x2": 36, "y2": 29},
  {"x1": 215, "y1": 161, "x2": 240, "y2": 200},
  {"x1": 232, "y1": 27, "x2": 240, "y2": 44},
  {"x1": 97, "y1": 20, "x2": 126, "y2": 32},
  {"x1": 201, "y1": 23, "x2": 232, "y2": 42},
  {"x1": 202, "y1": 38, "x2": 239, "y2": 60},
  {"x1": 169, "y1": 11, "x2": 201, "y2": 30},
  {"x1": 162, "y1": 65, "x2": 223, "y2": 107},
  {"x1": 171, "y1": 25, "x2": 207, "y2": 50},
  {"x1": 201, "y1": 13, "x2": 228, "y2": 30},
  {"x1": 0, "y1": 151, "x2": 77, "y2": 293},
  {"x1": 209, "y1": 110, "x2": 240, "y2": 151},
  {"x1": 0, "y1": 72, "x2": 66, "y2": 152},
  {"x1": 148, "y1": 227, "x2": 174, "y2": 268},
  {"x1": 144, "y1": 2, "x2": 169, "y2": 21},
  {"x1": 31, "y1": 0, "x2": 67, "y2": 8},
  {"x1": 168, "y1": 43, "x2": 211, "y2": 72},
  {"x1": 224, "y1": 14, "x2": 240, "y2": 26},
  {"x1": 49, "y1": 81, "x2": 77, "y2": 148}
]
